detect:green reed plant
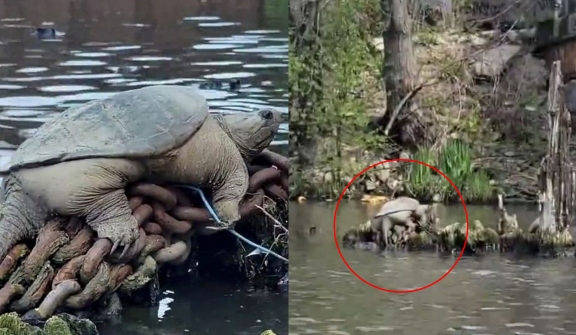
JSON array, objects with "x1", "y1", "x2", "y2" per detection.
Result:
[
  {"x1": 438, "y1": 139, "x2": 473, "y2": 187},
  {"x1": 463, "y1": 169, "x2": 493, "y2": 203},
  {"x1": 409, "y1": 147, "x2": 436, "y2": 185},
  {"x1": 407, "y1": 147, "x2": 443, "y2": 200},
  {"x1": 407, "y1": 140, "x2": 494, "y2": 203}
]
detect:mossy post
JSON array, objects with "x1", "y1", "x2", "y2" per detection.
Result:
[{"x1": 537, "y1": 60, "x2": 576, "y2": 235}]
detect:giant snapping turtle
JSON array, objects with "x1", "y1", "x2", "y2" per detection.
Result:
[
  {"x1": 365, "y1": 197, "x2": 436, "y2": 247},
  {"x1": 0, "y1": 85, "x2": 282, "y2": 260}
]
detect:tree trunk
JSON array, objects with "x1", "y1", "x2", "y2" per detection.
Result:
[
  {"x1": 289, "y1": 0, "x2": 322, "y2": 165},
  {"x1": 380, "y1": 0, "x2": 418, "y2": 143}
]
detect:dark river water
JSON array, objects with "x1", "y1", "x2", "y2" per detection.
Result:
[
  {"x1": 290, "y1": 201, "x2": 576, "y2": 335},
  {"x1": 0, "y1": 0, "x2": 288, "y2": 334}
]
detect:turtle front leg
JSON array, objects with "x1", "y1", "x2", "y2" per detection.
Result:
[
  {"x1": 83, "y1": 189, "x2": 140, "y2": 256},
  {"x1": 381, "y1": 217, "x2": 393, "y2": 249},
  {"x1": 16, "y1": 158, "x2": 145, "y2": 258},
  {"x1": 205, "y1": 164, "x2": 249, "y2": 234}
]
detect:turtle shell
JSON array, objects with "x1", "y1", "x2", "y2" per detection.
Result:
[
  {"x1": 3, "y1": 85, "x2": 209, "y2": 172},
  {"x1": 374, "y1": 197, "x2": 419, "y2": 218}
]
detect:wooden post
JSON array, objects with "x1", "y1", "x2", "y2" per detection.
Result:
[{"x1": 538, "y1": 60, "x2": 576, "y2": 234}]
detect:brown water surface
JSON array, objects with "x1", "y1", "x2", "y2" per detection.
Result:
[{"x1": 290, "y1": 201, "x2": 576, "y2": 335}]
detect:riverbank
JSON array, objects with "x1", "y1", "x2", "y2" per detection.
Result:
[
  {"x1": 290, "y1": 139, "x2": 537, "y2": 205},
  {"x1": 291, "y1": 139, "x2": 500, "y2": 205},
  {"x1": 289, "y1": 0, "x2": 551, "y2": 205}
]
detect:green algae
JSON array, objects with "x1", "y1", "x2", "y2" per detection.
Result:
[{"x1": 0, "y1": 312, "x2": 97, "y2": 335}]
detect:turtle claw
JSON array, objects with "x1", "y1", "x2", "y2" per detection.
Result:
[
  {"x1": 94, "y1": 217, "x2": 140, "y2": 257},
  {"x1": 220, "y1": 220, "x2": 236, "y2": 229},
  {"x1": 119, "y1": 244, "x2": 131, "y2": 260},
  {"x1": 110, "y1": 240, "x2": 120, "y2": 255}
]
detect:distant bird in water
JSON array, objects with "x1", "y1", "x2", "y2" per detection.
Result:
[
  {"x1": 199, "y1": 79, "x2": 241, "y2": 91},
  {"x1": 33, "y1": 28, "x2": 56, "y2": 39},
  {"x1": 32, "y1": 28, "x2": 65, "y2": 40}
]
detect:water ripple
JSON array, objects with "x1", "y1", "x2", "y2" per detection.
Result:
[
  {"x1": 16, "y1": 67, "x2": 49, "y2": 73},
  {"x1": 125, "y1": 56, "x2": 173, "y2": 62},
  {"x1": 73, "y1": 52, "x2": 113, "y2": 58},
  {"x1": 198, "y1": 22, "x2": 240, "y2": 27},
  {"x1": 204, "y1": 72, "x2": 255, "y2": 79},
  {"x1": 38, "y1": 85, "x2": 97, "y2": 93},
  {"x1": 290, "y1": 203, "x2": 576, "y2": 335},
  {"x1": 192, "y1": 44, "x2": 240, "y2": 50},
  {"x1": 0, "y1": 96, "x2": 57, "y2": 107},
  {"x1": 101, "y1": 45, "x2": 142, "y2": 51},
  {"x1": 183, "y1": 16, "x2": 221, "y2": 21},
  {"x1": 58, "y1": 60, "x2": 108, "y2": 67}
]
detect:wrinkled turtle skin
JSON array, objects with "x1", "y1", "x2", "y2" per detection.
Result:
[{"x1": 0, "y1": 85, "x2": 282, "y2": 260}]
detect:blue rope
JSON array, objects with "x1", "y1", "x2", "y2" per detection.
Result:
[{"x1": 173, "y1": 185, "x2": 288, "y2": 263}]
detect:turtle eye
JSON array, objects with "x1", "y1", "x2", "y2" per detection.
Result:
[{"x1": 260, "y1": 109, "x2": 274, "y2": 120}]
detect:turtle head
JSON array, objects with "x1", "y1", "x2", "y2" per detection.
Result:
[{"x1": 215, "y1": 108, "x2": 282, "y2": 161}]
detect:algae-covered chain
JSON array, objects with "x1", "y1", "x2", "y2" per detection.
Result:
[
  {"x1": 0, "y1": 160, "x2": 289, "y2": 319},
  {"x1": 0, "y1": 107, "x2": 289, "y2": 317}
]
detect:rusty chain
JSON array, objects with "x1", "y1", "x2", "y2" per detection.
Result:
[{"x1": 0, "y1": 155, "x2": 288, "y2": 320}]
